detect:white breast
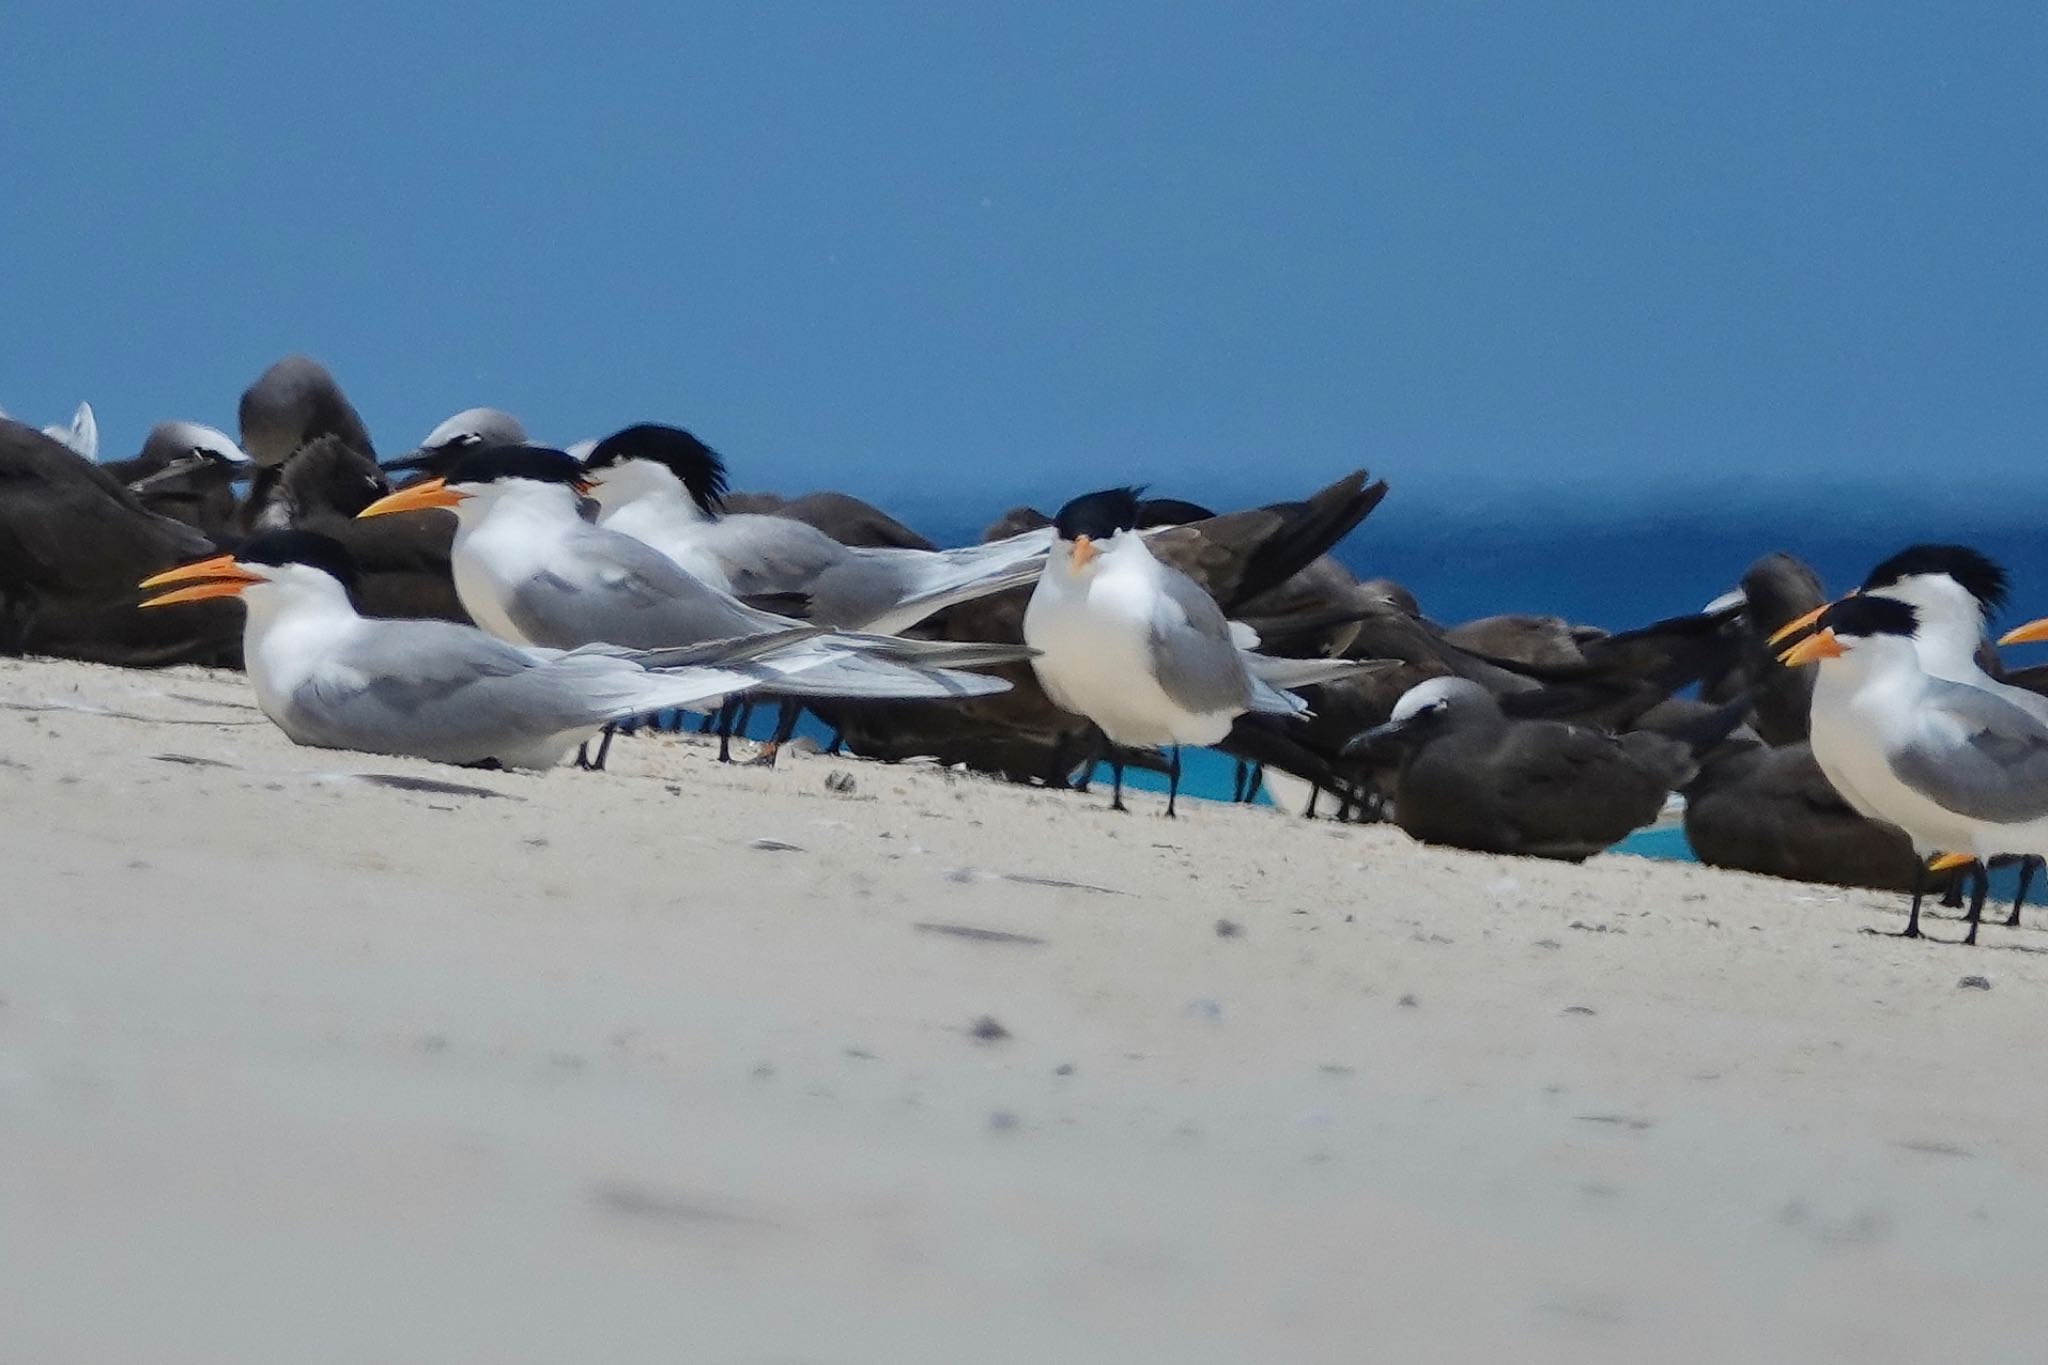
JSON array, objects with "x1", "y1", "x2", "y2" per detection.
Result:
[
  {"x1": 1024, "y1": 554, "x2": 1233, "y2": 748},
  {"x1": 1810, "y1": 663, "x2": 1980, "y2": 856}
]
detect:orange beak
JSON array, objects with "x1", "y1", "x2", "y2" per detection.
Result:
[
  {"x1": 1069, "y1": 535, "x2": 1097, "y2": 569},
  {"x1": 137, "y1": 555, "x2": 263, "y2": 608},
  {"x1": 1998, "y1": 617, "x2": 2048, "y2": 647},
  {"x1": 359, "y1": 477, "x2": 467, "y2": 518},
  {"x1": 1767, "y1": 601, "x2": 1832, "y2": 647},
  {"x1": 1777, "y1": 628, "x2": 1844, "y2": 666},
  {"x1": 1927, "y1": 851, "x2": 1978, "y2": 874}
]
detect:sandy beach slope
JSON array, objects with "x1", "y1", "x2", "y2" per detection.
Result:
[{"x1": 3, "y1": 654, "x2": 2047, "y2": 1363}]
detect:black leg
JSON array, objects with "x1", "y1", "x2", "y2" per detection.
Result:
[
  {"x1": 1109, "y1": 751, "x2": 1128, "y2": 813},
  {"x1": 696, "y1": 709, "x2": 719, "y2": 735},
  {"x1": 2009, "y1": 857, "x2": 2040, "y2": 928},
  {"x1": 715, "y1": 701, "x2": 739, "y2": 763},
  {"x1": 1964, "y1": 863, "x2": 1990, "y2": 947},
  {"x1": 826, "y1": 731, "x2": 845, "y2": 757},
  {"x1": 1230, "y1": 760, "x2": 1246, "y2": 804},
  {"x1": 1078, "y1": 728, "x2": 1110, "y2": 795},
  {"x1": 1245, "y1": 765, "x2": 1264, "y2": 804},
  {"x1": 1892, "y1": 862, "x2": 1928, "y2": 940},
  {"x1": 1165, "y1": 745, "x2": 1182, "y2": 819},
  {"x1": 575, "y1": 723, "x2": 616, "y2": 772},
  {"x1": 747, "y1": 699, "x2": 802, "y2": 767},
  {"x1": 1304, "y1": 785, "x2": 1321, "y2": 821},
  {"x1": 1941, "y1": 868, "x2": 1966, "y2": 910}
]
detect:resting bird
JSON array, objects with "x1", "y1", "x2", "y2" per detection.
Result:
[
  {"x1": 0, "y1": 418, "x2": 239, "y2": 665},
  {"x1": 1682, "y1": 738, "x2": 1920, "y2": 890},
  {"x1": 356, "y1": 446, "x2": 1034, "y2": 766},
  {"x1": 138, "y1": 531, "x2": 844, "y2": 770},
  {"x1": 385, "y1": 407, "x2": 531, "y2": 480},
  {"x1": 106, "y1": 421, "x2": 252, "y2": 541},
  {"x1": 1347, "y1": 677, "x2": 1748, "y2": 861}
]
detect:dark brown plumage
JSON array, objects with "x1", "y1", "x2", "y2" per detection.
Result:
[
  {"x1": 1683, "y1": 740, "x2": 1919, "y2": 890},
  {"x1": 0, "y1": 419, "x2": 240, "y2": 665}
]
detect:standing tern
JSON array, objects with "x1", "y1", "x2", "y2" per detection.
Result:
[
  {"x1": 1780, "y1": 593, "x2": 2048, "y2": 943},
  {"x1": 138, "y1": 530, "x2": 839, "y2": 770},
  {"x1": 1776, "y1": 545, "x2": 2046, "y2": 927},
  {"x1": 581, "y1": 423, "x2": 1053, "y2": 634},
  {"x1": 1859, "y1": 545, "x2": 2048, "y2": 923},
  {"x1": 1021, "y1": 486, "x2": 1383, "y2": 816}
]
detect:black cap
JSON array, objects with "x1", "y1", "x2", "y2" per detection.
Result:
[
  {"x1": 1052, "y1": 486, "x2": 1143, "y2": 541},
  {"x1": 234, "y1": 529, "x2": 361, "y2": 594},
  {"x1": 1860, "y1": 544, "x2": 2008, "y2": 614},
  {"x1": 443, "y1": 444, "x2": 587, "y2": 489}
]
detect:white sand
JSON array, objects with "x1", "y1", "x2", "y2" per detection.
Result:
[{"x1": 2, "y1": 653, "x2": 2046, "y2": 1363}]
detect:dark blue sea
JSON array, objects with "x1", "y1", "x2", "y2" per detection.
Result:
[{"x1": 734, "y1": 484, "x2": 2048, "y2": 883}]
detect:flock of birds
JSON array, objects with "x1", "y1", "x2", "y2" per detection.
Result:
[{"x1": 5, "y1": 355, "x2": 2048, "y2": 945}]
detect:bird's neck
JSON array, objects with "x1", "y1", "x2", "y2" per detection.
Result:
[
  {"x1": 454, "y1": 488, "x2": 582, "y2": 556},
  {"x1": 599, "y1": 484, "x2": 711, "y2": 541},
  {"x1": 1913, "y1": 616, "x2": 1989, "y2": 681},
  {"x1": 241, "y1": 576, "x2": 360, "y2": 637}
]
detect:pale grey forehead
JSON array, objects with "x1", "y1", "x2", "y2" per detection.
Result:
[
  {"x1": 143, "y1": 420, "x2": 249, "y2": 463},
  {"x1": 1393, "y1": 675, "x2": 1493, "y2": 718},
  {"x1": 419, "y1": 407, "x2": 528, "y2": 450}
]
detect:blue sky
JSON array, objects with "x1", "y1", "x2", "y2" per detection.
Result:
[{"x1": 4, "y1": 4, "x2": 2043, "y2": 521}]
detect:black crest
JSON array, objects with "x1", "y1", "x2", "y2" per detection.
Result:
[
  {"x1": 1860, "y1": 544, "x2": 2008, "y2": 613},
  {"x1": 584, "y1": 424, "x2": 729, "y2": 515},
  {"x1": 443, "y1": 444, "x2": 587, "y2": 489},
  {"x1": 1052, "y1": 486, "x2": 1143, "y2": 541}
]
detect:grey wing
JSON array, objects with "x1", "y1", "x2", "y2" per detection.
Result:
[
  {"x1": 287, "y1": 623, "x2": 608, "y2": 756},
  {"x1": 1149, "y1": 569, "x2": 1254, "y2": 715},
  {"x1": 706, "y1": 515, "x2": 856, "y2": 598},
  {"x1": 511, "y1": 523, "x2": 793, "y2": 650},
  {"x1": 1888, "y1": 679, "x2": 2048, "y2": 825}
]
